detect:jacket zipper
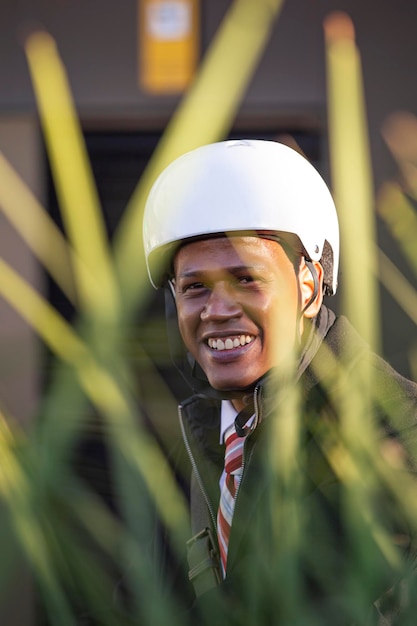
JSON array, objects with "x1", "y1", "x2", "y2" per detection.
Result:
[{"x1": 178, "y1": 404, "x2": 218, "y2": 531}]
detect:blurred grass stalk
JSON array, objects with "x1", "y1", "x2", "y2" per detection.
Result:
[
  {"x1": 324, "y1": 9, "x2": 391, "y2": 606},
  {"x1": 325, "y1": 11, "x2": 379, "y2": 350},
  {"x1": 0, "y1": 154, "x2": 77, "y2": 305},
  {"x1": 26, "y1": 31, "x2": 120, "y2": 326},
  {"x1": 324, "y1": 10, "x2": 379, "y2": 467}
]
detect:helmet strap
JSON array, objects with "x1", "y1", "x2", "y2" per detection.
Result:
[
  {"x1": 301, "y1": 259, "x2": 319, "y2": 316},
  {"x1": 295, "y1": 258, "x2": 319, "y2": 345}
]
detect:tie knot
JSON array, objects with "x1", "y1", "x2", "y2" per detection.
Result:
[{"x1": 224, "y1": 425, "x2": 244, "y2": 475}]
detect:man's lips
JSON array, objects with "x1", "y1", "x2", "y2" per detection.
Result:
[{"x1": 207, "y1": 334, "x2": 255, "y2": 351}]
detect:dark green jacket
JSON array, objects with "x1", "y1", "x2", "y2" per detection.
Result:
[{"x1": 179, "y1": 311, "x2": 417, "y2": 625}]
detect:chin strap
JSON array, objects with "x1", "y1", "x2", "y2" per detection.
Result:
[{"x1": 294, "y1": 258, "x2": 319, "y2": 346}]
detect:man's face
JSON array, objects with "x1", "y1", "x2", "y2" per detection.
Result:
[{"x1": 173, "y1": 236, "x2": 302, "y2": 393}]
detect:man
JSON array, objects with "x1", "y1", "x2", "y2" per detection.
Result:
[{"x1": 143, "y1": 139, "x2": 417, "y2": 625}]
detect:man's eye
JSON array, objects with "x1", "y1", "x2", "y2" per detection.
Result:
[
  {"x1": 238, "y1": 275, "x2": 255, "y2": 284},
  {"x1": 182, "y1": 282, "x2": 205, "y2": 293}
]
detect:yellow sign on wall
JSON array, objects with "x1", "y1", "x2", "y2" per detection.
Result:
[{"x1": 139, "y1": 0, "x2": 200, "y2": 94}]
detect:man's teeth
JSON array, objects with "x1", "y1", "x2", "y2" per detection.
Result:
[{"x1": 208, "y1": 335, "x2": 254, "y2": 351}]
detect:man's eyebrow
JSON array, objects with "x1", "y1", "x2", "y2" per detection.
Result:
[
  {"x1": 176, "y1": 270, "x2": 202, "y2": 279},
  {"x1": 177, "y1": 264, "x2": 267, "y2": 279}
]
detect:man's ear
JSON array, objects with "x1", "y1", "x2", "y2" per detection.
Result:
[{"x1": 298, "y1": 259, "x2": 324, "y2": 318}]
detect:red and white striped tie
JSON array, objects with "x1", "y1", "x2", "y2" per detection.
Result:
[{"x1": 217, "y1": 424, "x2": 245, "y2": 576}]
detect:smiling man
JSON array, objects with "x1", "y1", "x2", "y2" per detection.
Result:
[{"x1": 143, "y1": 140, "x2": 417, "y2": 625}]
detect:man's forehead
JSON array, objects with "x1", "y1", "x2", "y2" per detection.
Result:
[
  {"x1": 173, "y1": 235, "x2": 290, "y2": 275},
  {"x1": 176, "y1": 234, "x2": 270, "y2": 257}
]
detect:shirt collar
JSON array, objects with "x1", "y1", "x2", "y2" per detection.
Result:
[{"x1": 220, "y1": 400, "x2": 238, "y2": 443}]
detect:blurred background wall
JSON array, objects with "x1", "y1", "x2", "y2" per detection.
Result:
[{"x1": 1, "y1": 1, "x2": 417, "y2": 622}]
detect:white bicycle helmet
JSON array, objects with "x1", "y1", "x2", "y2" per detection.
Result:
[{"x1": 143, "y1": 139, "x2": 339, "y2": 295}]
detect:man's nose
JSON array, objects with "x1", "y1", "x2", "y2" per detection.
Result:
[{"x1": 200, "y1": 283, "x2": 242, "y2": 321}]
